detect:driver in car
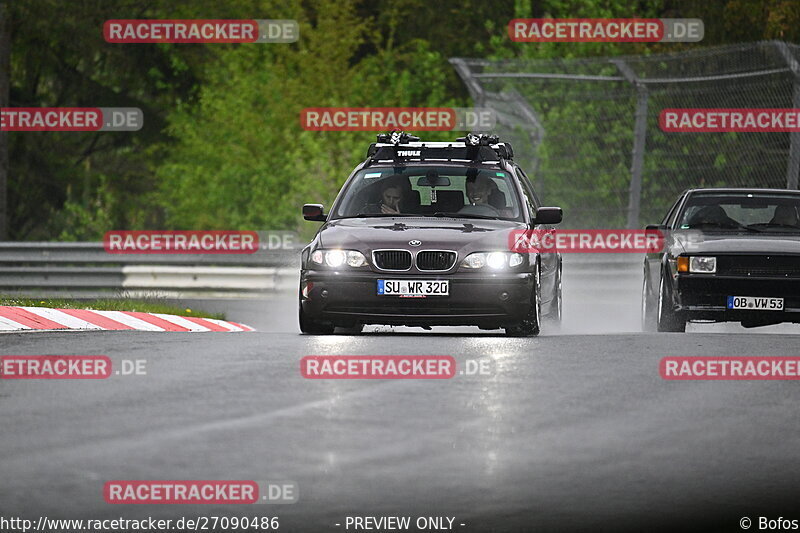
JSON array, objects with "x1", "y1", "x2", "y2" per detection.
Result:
[
  {"x1": 770, "y1": 204, "x2": 799, "y2": 227},
  {"x1": 465, "y1": 173, "x2": 511, "y2": 217},
  {"x1": 362, "y1": 179, "x2": 404, "y2": 215}
]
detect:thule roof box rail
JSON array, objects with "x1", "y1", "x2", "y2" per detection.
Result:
[{"x1": 365, "y1": 131, "x2": 514, "y2": 165}]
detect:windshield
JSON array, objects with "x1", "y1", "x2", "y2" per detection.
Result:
[
  {"x1": 677, "y1": 193, "x2": 800, "y2": 233},
  {"x1": 333, "y1": 166, "x2": 523, "y2": 221}
]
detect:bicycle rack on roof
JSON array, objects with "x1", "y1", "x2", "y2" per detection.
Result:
[{"x1": 365, "y1": 131, "x2": 514, "y2": 166}]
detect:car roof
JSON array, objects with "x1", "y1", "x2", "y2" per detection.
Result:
[
  {"x1": 361, "y1": 162, "x2": 507, "y2": 171},
  {"x1": 686, "y1": 187, "x2": 800, "y2": 195}
]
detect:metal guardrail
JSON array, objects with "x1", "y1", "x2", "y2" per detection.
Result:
[
  {"x1": 0, "y1": 242, "x2": 301, "y2": 297},
  {"x1": 0, "y1": 243, "x2": 639, "y2": 298}
]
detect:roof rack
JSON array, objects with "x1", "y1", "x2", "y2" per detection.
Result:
[{"x1": 365, "y1": 131, "x2": 514, "y2": 165}]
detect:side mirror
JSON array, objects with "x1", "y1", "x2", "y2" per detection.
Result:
[
  {"x1": 534, "y1": 207, "x2": 562, "y2": 225},
  {"x1": 303, "y1": 204, "x2": 326, "y2": 222},
  {"x1": 645, "y1": 224, "x2": 668, "y2": 231}
]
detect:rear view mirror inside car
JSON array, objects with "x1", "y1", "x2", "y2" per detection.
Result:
[{"x1": 417, "y1": 172, "x2": 451, "y2": 188}]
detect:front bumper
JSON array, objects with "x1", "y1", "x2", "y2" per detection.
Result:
[
  {"x1": 675, "y1": 274, "x2": 800, "y2": 323},
  {"x1": 300, "y1": 269, "x2": 535, "y2": 328}
]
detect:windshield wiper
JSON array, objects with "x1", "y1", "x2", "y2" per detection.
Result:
[
  {"x1": 348, "y1": 213, "x2": 419, "y2": 218},
  {"x1": 732, "y1": 224, "x2": 765, "y2": 233},
  {"x1": 432, "y1": 212, "x2": 500, "y2": 220},
  {"x1": 685, "y1": 222, "x2": 762, "y2": 233},
  {"x1": 759, "y1": 223, "x2": 800, "y2": 230}
]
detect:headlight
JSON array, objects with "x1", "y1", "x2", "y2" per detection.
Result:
[
  {"x1": 689, "y1": 256, "x2": 716, "y2": 273},
  {"x1": 310, "y1": 249, "x2": 368, "y2": 268},
  {"x1": 325, "y1": 250, "x2": 346, "y2": 267},
  {"x1": 345, "y1": 250, "x2": 368, "y2": 267},
  {"x1": 461, "y1": 252, "x2": 524, "y2": 270},
  {"x1": 486, "y1": 252, "x2": 506, "y2": 269},
  {"x1": 462, "y1": 253, "x2": 487, "y2": 269}
]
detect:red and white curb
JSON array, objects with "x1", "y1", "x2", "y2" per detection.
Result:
[{"x1": 0, "y1": 306, "x2": 254, "y2": 332}]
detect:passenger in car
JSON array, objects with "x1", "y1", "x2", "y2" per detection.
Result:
[
  {"x1": 688, "y1": 205, "x2": 738, "y2": 227},
  {"x1": 466, "y1": 174, "x2": 493, "y2": 206}
]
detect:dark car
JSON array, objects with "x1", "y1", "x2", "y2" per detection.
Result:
[
  {"x1": 299, "y1": 132, "x2": 563, "y2": 336},
  {"x1": 642, "y1": 188, "x2": 800, "y2": 332}
]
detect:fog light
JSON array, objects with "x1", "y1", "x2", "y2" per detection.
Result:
[{"x1": 498, "y1": 291, "x2": 509, "y2": 301}]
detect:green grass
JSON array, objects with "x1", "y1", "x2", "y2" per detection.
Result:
[{"x1": 0, "y1": 296, "x2": 225, "y2": 320}]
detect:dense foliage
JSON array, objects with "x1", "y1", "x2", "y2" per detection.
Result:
[{"x1": 6, "y1": 0, "x2": 800, "y2": 239}]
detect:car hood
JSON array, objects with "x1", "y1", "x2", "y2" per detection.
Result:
[
  {"x1": 671, "y1": 232, "x2": 800, "y2": 255},
  {"x1": 315, "y1": 217, "x2": 528, "y2": 254}
]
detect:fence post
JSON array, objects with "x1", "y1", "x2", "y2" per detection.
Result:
[
  {"x1": 0, "y1": 2, "x2": 9, "y2": 240},
  {"x1": 613, "y1": 60, "x2": 648, "y2": 229},
  {"x1": 775, "y1": 42, "x2": 800, "y2": 189},
  {"x1": 449, "y1": 58, "x2": 486, "y2": 107}
]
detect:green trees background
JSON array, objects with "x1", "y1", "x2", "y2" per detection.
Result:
[{"x1": 5, "y1": 0, "x2": 800, "y2": 239}]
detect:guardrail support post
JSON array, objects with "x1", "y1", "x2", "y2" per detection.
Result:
[{"x1": 613, "y1": 59, "x2": 648, "y2": 229}]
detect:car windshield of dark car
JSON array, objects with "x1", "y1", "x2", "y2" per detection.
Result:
[
  {"x1": 677, "y1": 193, "x2": 800, "y2": 233},
  {"x1": 333, "y1": 166, "x2": 522, "y2": 221}
]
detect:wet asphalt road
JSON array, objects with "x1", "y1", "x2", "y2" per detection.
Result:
[{"x1": 1, "y1": 258, "x2": 800, "y2": 532}]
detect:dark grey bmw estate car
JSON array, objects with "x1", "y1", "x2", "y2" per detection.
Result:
[{"x1": 299, "y1": 132, "x2": 563, "y2": 336}]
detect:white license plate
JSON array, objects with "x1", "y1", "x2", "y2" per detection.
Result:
[
  {"x1": 727, "y1": 296, "x2": 784, "y2": 311},
  {"x1": 378, "y1": 279, "x2": 449, "y2": 297}
]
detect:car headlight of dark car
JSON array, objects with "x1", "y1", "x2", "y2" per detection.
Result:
[
  {"x1": 311, "y1": 249, "x2": 369, "y2": 268},
  {"x1": 677, "y1": 255, "x2": 716, "y2": 273},
  {"x1": 460, "y1": 252, "x2": 525, "y2": 270}
]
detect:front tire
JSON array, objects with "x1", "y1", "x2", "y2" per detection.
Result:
[
  {"x1": 299, "y1": 302, "x2": 334, "y2": 335},
  {"x1": 641, "y1": 267, "x2": 657, "y2": 332},
  {"x1": 505, "y1": 267, "x2": 542, "y2": 337},
  {"x1": 544, "y1": 264, "x2": 562, "y2": 327},
  {"x1": 656, "y1": 273, "x2": 686, "y2": 333}
]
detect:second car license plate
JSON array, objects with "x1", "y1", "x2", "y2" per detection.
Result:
[
  {"x1": 727, "y1": 296, "x2": 784, "y2": 311},
  {"x1": 377, "y1": 280, "x2": 449, "y2": 297}
]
